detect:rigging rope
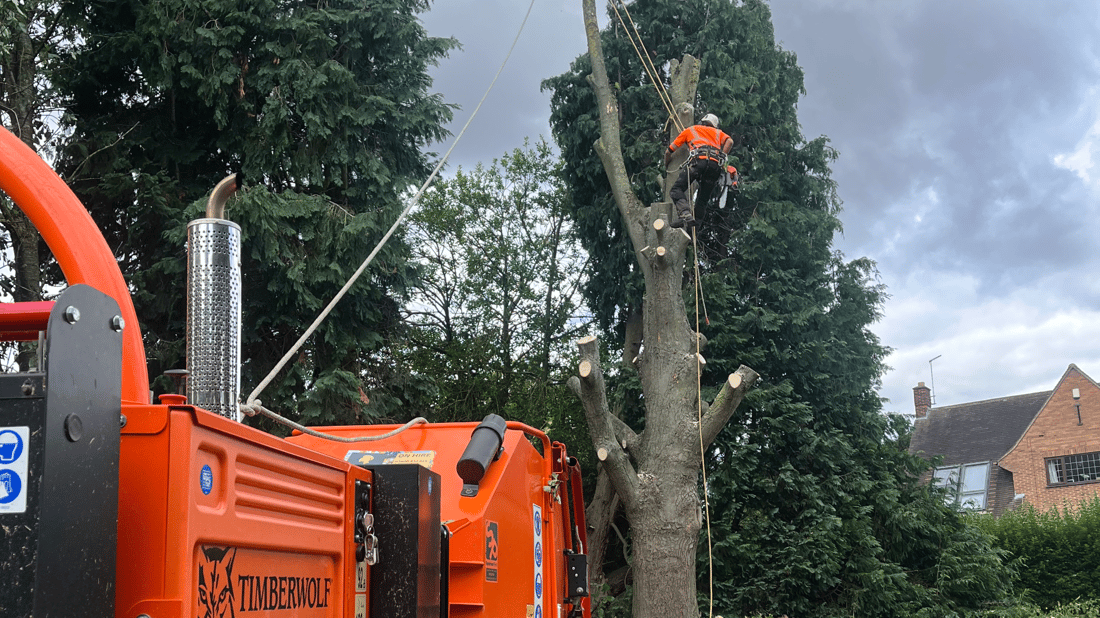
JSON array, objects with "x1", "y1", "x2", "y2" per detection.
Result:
[
  {"x1": 693, "y1": 225, "x2": 715, "y2": 618},
  {"x1": 608, "y1": 1, "x2": 682, "y2": 133},
  {"x1": 240, "y1": 0, "x2": 538, "y2": 429},
  {"x1": 609, "y1": 0, "x2": 718, "y2": 614}
]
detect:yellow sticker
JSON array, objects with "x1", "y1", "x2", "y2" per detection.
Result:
[{"x1": 345, "y1": 450, "x2": 436, "y2": 469}]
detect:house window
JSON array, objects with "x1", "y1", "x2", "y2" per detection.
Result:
[
  {"x1": 932, "y1": 462, "x2": 990, "y2": 510},
  {"x1": 1046, "y1": 452, "x2": 1100, "y2": 485}
]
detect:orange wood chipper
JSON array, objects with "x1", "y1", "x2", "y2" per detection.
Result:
[{"x1": 0, "y1": 126, "x2": 589, "y2": 618}]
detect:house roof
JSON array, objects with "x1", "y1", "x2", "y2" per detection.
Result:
[
  {"x1": 1000, "y1": 364, "x2": 1100, "y2": 463},
  {"x1": 909, "y1": 390, "x2": 1051, "y2": 466}
]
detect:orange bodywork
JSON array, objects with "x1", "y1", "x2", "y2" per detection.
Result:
[
  {"x1": 117, "y1": 399, "x2": 368, "y2": 618},
  {"x1": 0, "y1": 125, "x2": 590, "y2": 618},
  {"x1": 289, "y1": 423, "x2": 589, "y2": 618}
]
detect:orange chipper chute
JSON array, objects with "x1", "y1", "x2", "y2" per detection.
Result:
[
  {"x1": 0, "y1": 126, "x2": 590, "y2": 618},
  {"x1": 0, "y1": 127, "x2": 147, "y2": 402}
]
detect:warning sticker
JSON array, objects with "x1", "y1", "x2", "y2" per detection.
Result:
[
  {"x1": 485, "y1": 520, "x2": 499, "y2": 582},
  {"x1": 345, "y1": 450, "x2": 436, "y2": 469},
  {"x1": 533, "y1": 504, "x2": 543, "y2": 617},
  {"x1": 0, "y1": 427, "x2": 29, "y2": 514},
  {"x1": 356, "y1": 562, "x2": 367, "y2": 592}
]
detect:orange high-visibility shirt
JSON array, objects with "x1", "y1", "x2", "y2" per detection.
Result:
[{"x1": 668, "y1": 125, "x2": 732, "y2": 153}]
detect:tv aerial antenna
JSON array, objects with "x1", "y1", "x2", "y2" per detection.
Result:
[{"x1": 928, "y1": 355, "x2": 942, "y2": 405}]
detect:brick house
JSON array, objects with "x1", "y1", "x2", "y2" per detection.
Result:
[{"x1": 908, "y1": 364, "x2": 1100, "y2": 515}]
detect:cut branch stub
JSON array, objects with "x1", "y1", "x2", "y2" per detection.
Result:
[
  {"x1": 700, "y1": 365, "x2": 760, "y2": 448},
  {"x1": 727, "y1": 372, "x2": 741, "y2": 390},
  {"x1": 579, "y1": 359, "x2": 594, "y2": 379},
  {"x1": 571, "y1": 334, "x2": 640, "y2": 509}
]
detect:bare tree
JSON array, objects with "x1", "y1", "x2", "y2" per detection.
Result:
[{"x1": 566, "y1": 1, "x2": 759, "y2": 616}]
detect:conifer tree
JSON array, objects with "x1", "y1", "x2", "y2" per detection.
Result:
[
  {"x1": 55, "y1": 0, "x2": 455, "y2": 421},
  {"x1": 544, "y1": 0, "x2": 1016, "y2": 616}
]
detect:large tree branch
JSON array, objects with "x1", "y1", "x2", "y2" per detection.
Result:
[
  {"x1": 581, "y1": 0, "x2": 649, "y2": 271},
  {"x1": 662, "y1": 58, "x2": 700, "y2": 200},
  {"x1": 700, "y1": 365, "x2": 760, "y2": 448},
  {"x1": 583, "y1": 467, "x2": 618, "y2": 601},
  {"x1": 608, "y1": 413, "x2": 641, "y2": 455},
  {"x1": 568, "y1": 335, "x2": 639, "y2": 510}
]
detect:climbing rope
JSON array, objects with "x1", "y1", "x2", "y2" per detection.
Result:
[
  {"x1": 242, "y1": 400, "x2": 429, "y2": 443},
  {"x1": 609, "y1": 0, "x2": 718, "y2": 614},
  {"x1": 239, "y1": 0, "x2": 539, "y2": 433},
  {"x1": 608, "y1": 0, "x2": 683, "y2": 133}
]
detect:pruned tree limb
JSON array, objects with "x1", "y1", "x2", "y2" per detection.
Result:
[
  {"x1": 609, "y1": 413, "x2": 641, "y2": 454},
  {"x1": 581, "y1": 0, "x2": 649, "y2": 271},
  {"x1": 568, "y1": 335, "x2": 639, "y2": 509},
  {"x1": 583, "y1": 467, "x2": 618, "y2": 603},
  {"x1": 700, "y1": 365, "x2": 760, "y2": 447},
  {"x1": 662, "y1": 59, "x2": 700, "y2": 200}
]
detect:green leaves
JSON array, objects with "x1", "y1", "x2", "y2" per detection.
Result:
[
  {"x1": 397, "y1": 138, "x2": 592, "y2": 434},
  {"x1": 54, "y1": 0, "x2": 455, "y2": 424},
  {"x1": 975, "y1": 498, "x2": 1100, "y2": 609}
]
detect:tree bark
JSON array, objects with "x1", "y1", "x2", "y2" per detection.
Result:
[
  {"x1": 1, "y1": 27, "x2": 45, "y2": 370},
  {"x1": 576, "y1": 2, "x2": 759, "y2": 617},
  {"x1": 582, "y1": 468, "x2": 618, "y2": 603}
]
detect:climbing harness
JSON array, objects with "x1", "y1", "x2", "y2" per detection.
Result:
[{"x1": 687, "y1": 145, "x2": 727, "y2": 167}]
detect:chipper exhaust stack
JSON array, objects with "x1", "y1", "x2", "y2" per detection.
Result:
[{"x1": 186, "y1": 173, "x2": 243, "y2": 421}]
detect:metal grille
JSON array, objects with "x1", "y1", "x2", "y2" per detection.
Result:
[
  {"x1": 187, "y1": 218, "x2": 242, "y2": 421},
  {"x1": 1048, "y1": 451, "x2": 1100, "y2": 485}
]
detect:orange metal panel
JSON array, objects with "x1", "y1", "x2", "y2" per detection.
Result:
[
  {"x1": 288, "y1": 421, "x2": 589, "y2": 618},
  {"x1": 117, "y1": 403, "x2": 366, "y2": 618}
]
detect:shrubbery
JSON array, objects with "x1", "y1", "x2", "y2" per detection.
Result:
[{"x1": 973, "y1": 497, "x2": 1100, "y2": 608}]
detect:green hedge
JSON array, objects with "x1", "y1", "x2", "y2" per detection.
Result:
[{"x1": 972, "y1": 497, "x2": 1100, "y2": 608}]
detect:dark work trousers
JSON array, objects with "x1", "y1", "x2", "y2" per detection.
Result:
[{"x1": 670, "y1": 157, "x2": 723, "y2": 222}]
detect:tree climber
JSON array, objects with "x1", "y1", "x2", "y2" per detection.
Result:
[{"x1": 664, "y1": 113, "x2": 734, "y2": 228}]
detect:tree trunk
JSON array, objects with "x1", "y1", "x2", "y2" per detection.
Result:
[
  {"x1": 582, "y1": 468, "x2": 618, "y2": 601},
  {"x1": 630, "y1": 490, "x2": 701, "y2": 618},
  {"x1": 2, "y1": 28, "x2": 45, "y2": 370},
  {"x1": 575, "y1": 2, "x2": 759, "y2": 617}
]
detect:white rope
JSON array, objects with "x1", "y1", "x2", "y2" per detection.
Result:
[
  {"x1": 243, "y1": 0, "x2": 538, "y2": 413},
  {"x1": 240, "y1": 401, "x2": 429, "y2": 443}
]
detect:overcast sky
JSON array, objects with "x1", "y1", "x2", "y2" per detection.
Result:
[{"x1": 420, "y1": 1, "x2": 1100, "y2": 416}]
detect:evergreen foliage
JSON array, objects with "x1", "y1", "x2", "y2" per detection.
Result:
[
  {"x1": 54, "y1": 0, "x2": 455, "y2": 422},
  {"x1": 974, "y1": 498, "x2": 1100, "y2": 609},
  {"x1": 544, "y1": 0, "x2": 1016, "y2": 615}
]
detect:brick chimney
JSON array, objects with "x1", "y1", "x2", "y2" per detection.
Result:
[{"x1": 913, "y1": 382, "x2": 931, "y2": 418}]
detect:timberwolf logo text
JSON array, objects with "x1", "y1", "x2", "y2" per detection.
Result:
[{"x1": 197, "y1": 546, "x2": 333, "y2": 616}]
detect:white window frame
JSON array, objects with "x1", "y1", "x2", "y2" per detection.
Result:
[{"x1": 932, "y1": 462, "x2": 990, "y2": 511}]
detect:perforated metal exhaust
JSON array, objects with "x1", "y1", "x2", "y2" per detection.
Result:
[{"x1": 186, "y1": 173, "x2": 242, "y2": 421}]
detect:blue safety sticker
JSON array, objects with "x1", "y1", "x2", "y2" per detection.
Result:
[
  {"x1": 0, "y1": 427, "x2": 29, "y2": 514},
  {"x1": 200, "y1": 464, "x2": 214, "y2": 495}
]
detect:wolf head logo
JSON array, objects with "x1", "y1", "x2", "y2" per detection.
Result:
[
  {"x1": 485, "y1": 522, "x2": 499, "y2": 561},
  {"x1": 198, "y1": 546, "x2": 237, "y2": 618}
]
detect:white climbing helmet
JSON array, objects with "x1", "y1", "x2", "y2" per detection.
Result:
[{"x1": 700, "y1": 113, "x2": 720, "y2": 127}]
